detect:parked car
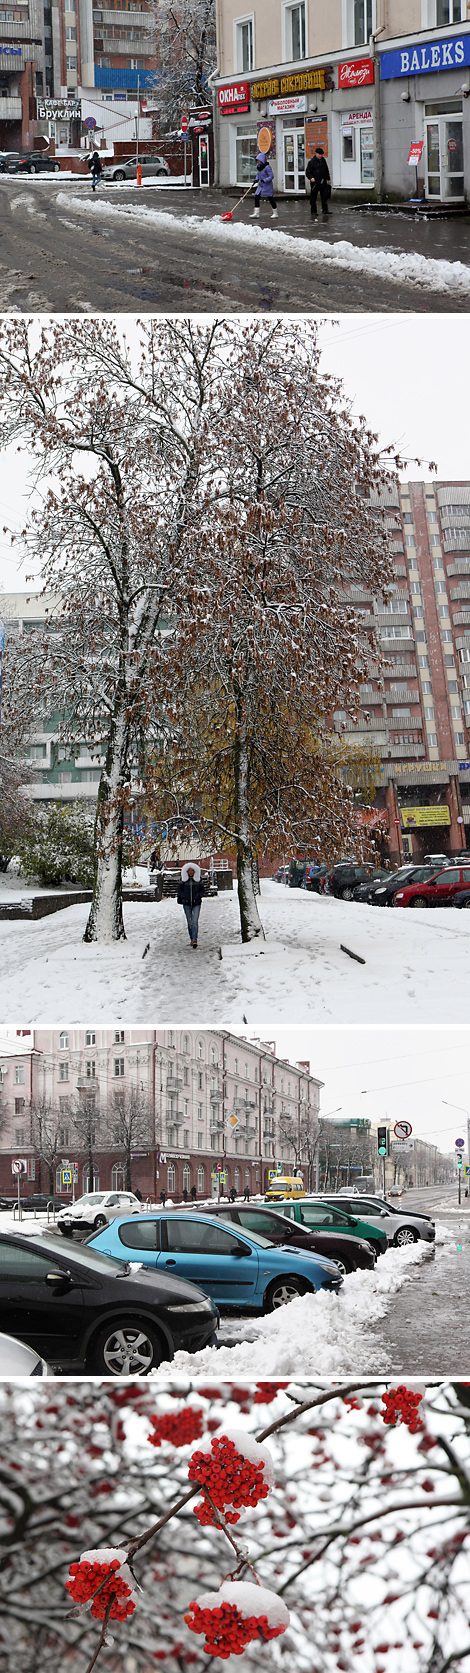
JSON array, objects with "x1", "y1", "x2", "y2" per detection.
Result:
[
  {"x1": 327, "y1": 863, "x2": 379, "y2": 900},
  {"x1": 393, "y1": 864, "x2": 470, "y2": 908},
  {"x1": 0, "y1": 1229, "x2": 218, "y2": 1374},
  {"x1": 87, "y1": 1210, "x2": 344, "y2": 1311},
  {"x1": 318, "y1": 1194, "x2": 435, "y2": 1247},
  {"x1": 289, "y1": 858, "x2": 308, "y2": 887},
  {"x1": 101, "y1": 154, "x2": 170, "y2": 182},
  {"x1": 371, "y1": 863, "x2": 448, "y2": 906},
  {"x1": 6, "y1": 152, "x2": 61, "y2": 173},
  {"x1": 351, "y1": 869, "x2": 392, "y2": 903},
  {"x1": 272, "y1": 865, "x2": 289, "y2": 883},
  {"x1": 305, "y1": 864, "x2": 328, "y2": 893},
  {"x1": 57, "y1": 1190, "x2": 142, "y2": 1234},
  {"x1": 0, "y1": 1331, "x2": 50, "y2": 1376},
  {"x1": 265, "y1": 1175, "x2": 306, "y2": 1201},
  {"x1": 454, "y1": 888, "x2": 470, "y2": 909},
  {"x1": 260, "y1": 1196, "x2": 388, "y2": 1259},
  {"x1": 20, "y1": 1193, "x2": 68, "y2": 1213},
  {"x1": 194, "y1": 1201, "x2": 376, "y2": 1277},
  {"x1": 0, "y1": 151, "x2": 20, "y2": 172}
]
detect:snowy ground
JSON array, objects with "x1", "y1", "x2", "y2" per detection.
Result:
[
  {"x1": 54, "y1": 189, "x2": 470, "y2": 299},
  {"x1": 1, "y1": 877, "x2": 470, "y2": 1023}
]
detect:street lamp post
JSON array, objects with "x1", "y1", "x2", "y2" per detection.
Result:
[{"x1": 442, "y1": 1100, "x2": 469, "y2": 1207}]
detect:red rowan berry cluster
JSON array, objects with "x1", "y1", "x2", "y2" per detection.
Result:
[
  {"x1": 65, "y1": 1550, "x2": 137, "y2": 1621},
  {"x1": 253, "y1": 1383, "x2": 288, "y2": 1404},
  {"x1": 149, "y1": 1408, "x2": 204, "y2": 1450},
  {"x1": 188, "y1": 1434, "x2": 272, "y2": 1513},
  {"x1": 184, "y1": 1584, "x2": 289, "y2": 1660},
  {"x1": 381, "y1": 1387, "x2": 424, "y2": 1432},
  {"x1": 193, "y1": 1501, "x2": 241, "y2": 1528}
]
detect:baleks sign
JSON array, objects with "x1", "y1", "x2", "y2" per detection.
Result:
[
  {"x1": 339, "y1": 58, "x2": 374, "y2": 88},
  {"x1": 380, "y1": 33, "x2": 470, "y2": 79},
  {"x1": 218, "y1": 80, "x2": 250, "y2": 114}
]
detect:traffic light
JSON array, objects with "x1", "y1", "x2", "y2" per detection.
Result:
[
  {"x1": 457, "y1": 1154, "x2": 463, "y2": 1169},
  {"x1": 377, "y1": 1126, "x2": 389, "y2": 1157}
]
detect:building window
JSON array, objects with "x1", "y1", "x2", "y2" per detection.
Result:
[
  {"x1": 283, "y1": 0, "x2": 306, "y2": 59},
  {"x1": 15, "y1": 1066, "x2": 25, "y2": 1085},
  {"x1": 65, "y1": 24, "x2": 77, "y2": 36},
  {"x1": 59, "y1": 1062, "x2": 69, "y2": 1082},
  {"x1": 66, "y1": 55, "x2": 77, "y2": 67},
  {"x1": 114, "y1": 1030, "x2": 125, "y2": 1043},
  {"x1": 167, "y1": 1164, "x2": 176, "y2": 1192},
  {"x1": 183, "y1": 1163, "x2": 191, "y2": 1192},
  {"x1": 198, "y1": 1102, "x2": 203, "y2": 1120},
  {"x1": 86, "y1": 1060, "x2": 95, "y2": 1079},
  {"x1": 86, "y1": 1031, "x2": 96, "y2": 1046},
  {"x1": 167, "y1": 1030, "x2": 174, "y2": 1047},
  {"x1": 353, "y1": 0, "x2": 373, "y2": 42},
  {"x1": 197, "y1": 1166, "x2": 205, "y2": 1193},
  {"x1": 184, "y1": 1130, "x2": 189, "y2": 1148},
  {"x1": 427, "y1": 732, "x2": 438, "y2": 746},
  {"x1": 234, "y1": 14, "x2": 254, "y2": 71},
  {"x1": 455, "y1": 731, "x2": 465, "y2": 745},
  {"x1": 184, "y1": 1066, "x2": 189, "y2": 1085},
  {"x1": 183, "y1": 1034, "x2": 189, "y2": 1052},
  {"x1": 234, "y1": 1167, "x2": 240, "y2": 1191},
  {"x1": 197, "y1": 1131, "x2": 203, "y2": 1148},
  {"x1": 15, "y1": 1128, "x2": 25, "y2": 1145},
  {"x1": 114, "y1": 1058, "x2": 125, "y2": 1077},
  {"x1": 59, "y1": 1031, "x2": 69, "y2": 1049},
  {"x1": 436, "y1": 0, "x2": 463, "y2": 23},
  {"x1": 58, "y1": 1126, "x2": 69, "y2": 1146},
  {"x1": 14, "y1": 1098, "x2": 25, "y2": 1115}
]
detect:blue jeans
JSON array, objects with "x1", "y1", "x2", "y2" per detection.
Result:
[{"x1": 183, "y1": 902, "x2": 201, "y2": 943}]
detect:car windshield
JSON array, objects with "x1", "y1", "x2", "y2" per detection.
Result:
[
  {"x1": 75, "y1": 1194, "x2": 106, "y2": 1207},
  {"x1": 38, "y1": 1232, "x2": 130, "y2": 1277}
]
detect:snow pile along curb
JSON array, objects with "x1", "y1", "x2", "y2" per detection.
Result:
[
  {"x1": 54, "y1": 193, "x2": 470, "y2": 298},
  {"x1": 150, "y1": 1242, "x2": 434, "y2": 1378}
]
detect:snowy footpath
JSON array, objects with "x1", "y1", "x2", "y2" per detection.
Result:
[
  {"x1": 55, "y1": 189, "x2": 470, "y2": 300},
  {"x1": 151, "y1": 1232, "x2": 453, "y2": 1378},
  {"x1": 1, "y1": 877, "x2": 470, "y2": 1022}
]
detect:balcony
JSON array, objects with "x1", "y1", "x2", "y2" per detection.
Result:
[
  {"x1": 210, "y1": 1090, "x2": 223, "y2": 1104},
  {"x1": 166, "y1": 1074, "x2": 183, "y2": 1090},
  {"x1": 0, "y1": 97, "x2": 22, "y2": 119},
  {"x1": 166, "y1": 1106, "x2": 183, "y2": 1122},
  {"x1": 76, "y1": 1074, "x2": 98, "y2": 1089}
]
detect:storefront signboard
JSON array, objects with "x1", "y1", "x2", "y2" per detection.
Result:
[
  {"x1": 37, "y1": 98, "x2": 81, "y2": 120},
  {"x1": 0, "y1": 43, "x2": 22, "y2": 54},
  {"x1": 268, "y1": 94, "x2": 307, "y2": 114},
  {"x1": 217, "y1": 80, "x2": 250, "y2": 114},
  {"x1": 252, "y1": 68, "x2": 326, "y2": 100},
  {"x1": 408, "y1": 140, "x2": 424, "y2": 164},
  {"x1": 257, "y1": 119, "x2": 276, "y2": 157},
  {"x1": 305, "y1": 117, "x2": 328, "y2": 159},
  {"x1": 380, "y1": 34, "x2": 470, "y2": 79},
  {"x1": 339, "y1": 58, "x2": 374, "y2": 88},
  {"x1": 400, "y1": 806, "x2": 451, "y2": 827}
]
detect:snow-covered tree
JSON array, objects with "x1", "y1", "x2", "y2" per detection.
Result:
[
  {"x1": 0, "y1": 1380, "x2": 470, "y2": 1673},
  {"x1": 103, "y1": 1084, "x2": 154, "y2": 1193},
  {"x1": 146, "y1": 0, "x2": 216, "y2": 128}
]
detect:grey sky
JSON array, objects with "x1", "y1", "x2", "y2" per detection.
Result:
[
  {"x1": 241, "y1": 1025, "x2": 470, "y2": 1156},
  {"x1": 0, "y1": 314, "x2": 469, "y2": 593}
]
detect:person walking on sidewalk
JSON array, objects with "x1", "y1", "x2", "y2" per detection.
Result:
[
  {"x1": 88, "y1": 150, "x2": 102, "y2": 193},
  {"x1": 306, "y1": 146, "x2": 331, "y2": 218},
  {"x1": 177, "y1": 861, "x2": 204, "y2": 948},
  {"x1": 249, "y1": 152, "x2": 278, "y2": 220}
]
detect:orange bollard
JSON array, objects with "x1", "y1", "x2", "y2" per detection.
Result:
[{"x1": 136, "y1": 163, "x2": 142, "y2": 186}]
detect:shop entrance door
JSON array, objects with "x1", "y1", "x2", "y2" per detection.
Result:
[
  {"x1": 283, "y1": 128, "x2": 305, "y2": 192},
  {"x1": 198, "y1": 133, "x2": 210, "y2": 186},
  {"x1": 426, "y1": 116, "x2": 464, "y2": 199}
]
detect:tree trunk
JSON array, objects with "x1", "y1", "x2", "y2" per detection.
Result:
[
  {"x1": 84, "y1": 700, "x2": 129, "y2": 943},
  {"x1": 234, "y1": 708, "x2": 265, "y2": 944}
]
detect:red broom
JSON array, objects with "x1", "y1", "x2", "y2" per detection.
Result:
[{"x1": 221, "y1": 180, "x2": 255, "y2": 222}]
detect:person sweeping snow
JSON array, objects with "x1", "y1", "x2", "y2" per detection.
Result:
[
  {"x1": 249, "y1": 152, "x2": 278, "y2": 220},
  {"x1": 177, "y1": 862, "x2": 204, "y2": 948}
]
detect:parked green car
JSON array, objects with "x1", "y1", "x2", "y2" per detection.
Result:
[{"x1": 263, "y1": 1195, "x2": 388, "y2": 1257}]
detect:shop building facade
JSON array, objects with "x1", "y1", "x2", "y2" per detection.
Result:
[
  {"x1": 0, "y1": 1029, "x2": 323, "y2": 1202},
  {"x1": 212, "y1": 0, "x2": 470, "y2": 200}
]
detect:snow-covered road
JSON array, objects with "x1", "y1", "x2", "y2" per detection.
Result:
[{"x1": 1, "y1": 879, "x2": 470, "y2": 1023}]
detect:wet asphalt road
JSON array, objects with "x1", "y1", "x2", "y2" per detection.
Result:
[
  {"x1": 0, "y1": 178, "x2": 469, "y2": 313},
  {"x1": 369, "y1": 1188, "x2": 470, "y2": 1376}
]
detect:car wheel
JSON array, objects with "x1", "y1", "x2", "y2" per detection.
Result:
[
  {"x1": 156, "y1": 168, "x2": 167, "y2": 176},
  {"x1": 330, "y1": 1257, "x2": 351, "y2": 1277},
  {"x1": 93, "y1": 1213, "x2": 107, "y2": 1229},
  {"x1": 114, "y1": 169, "x2": 126, "y2": 181},
  {"x1": 264, "y1": 1276, "x2": 309, "y2": 1311},
  {"x1": 462, "y1": 899, "x2": 470, "y2": 909},
  {"x1": 90, "y1": 1318, "x2": 165, "y2": 1375},
  {"x1": 28, "y1": 163, "x2": 38, "y2": 174},
  {"x1": 409, "y1": 897, "x2": 428, "y2": 908},
  {"x1": 394, "y1": 1227, "x2": 418, "y2": 1246},
  {"x1": 59, "y1": 1224, "x2": 73, "y2": 1237},
  {"x1": 53, "y1": 162, "x2": 60, "y2": 173},
  {"x1": 342, "y1": 886, "x2": 354, "y2": 901}
]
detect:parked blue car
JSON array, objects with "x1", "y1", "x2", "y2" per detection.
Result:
[{"x1": 88, "y1": 1211, "x2": 343, "y2": 1312}]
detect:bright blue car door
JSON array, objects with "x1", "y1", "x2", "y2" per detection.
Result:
[{"x1": 155, "y1": 1216, "x2": 260, "y2": 1304}]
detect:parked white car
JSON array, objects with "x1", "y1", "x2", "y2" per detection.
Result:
[
  {"x1": 0, "y1": 1331, "x2": 50, "y2": 1375},
  {"x1": 57, "y1": 1191, "x2": 142, "y2": 1235}
]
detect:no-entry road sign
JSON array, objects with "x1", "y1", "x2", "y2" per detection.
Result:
[{"x1": 394, "y1": 1120, "x2": 412, "y2": 1139}]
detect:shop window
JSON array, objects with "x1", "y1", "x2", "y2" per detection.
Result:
[
  {"x1": 197, "y1": 1166, "x2": 205, "y2": 1192},
  {"x1": 236, "y1": 127, "x2": 257, "y2": 185},
  {"x1": 111, "y1": 1163, "x2": 125, "y2": 1190},
  {"x1": 167, "y1": 1164, "x2": 176, "y2": 1192},
  {"x1": 234, "y1": 15, "x2": 254, "y2": 73},
  {"x1": 183, "y1": 1164, "x2": 191, "y2": 1192}
]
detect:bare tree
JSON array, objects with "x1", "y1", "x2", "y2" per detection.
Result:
[
  {"x1": 147, "y1": 0, "x2": 216, "y2": 128},
  {"x1": 103, "y1": 1084, "x2": 153, "y2": 1192},
  {"x1": 31, "y1": 1093, "x2": 67, "y2": 1197}
]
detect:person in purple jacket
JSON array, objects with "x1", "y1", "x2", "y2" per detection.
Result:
[{"x1": 249, "y1": 151, "x2": 278, "y2": 219}]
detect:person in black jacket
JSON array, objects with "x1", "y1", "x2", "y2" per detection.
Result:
[
  {"x1": 88, "y1": 150, "x2": 102, "y2": 193},
  {"x1": 305, "y1": 146, "x2": 331, "y2": 217},
  {"x1": 177, "y1": 861, "x2": 204, "y2": 948}
]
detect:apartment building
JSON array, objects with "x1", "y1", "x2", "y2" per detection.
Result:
[
  {"x1": 212, "y1": 0, "x2": 470, "y2": 200},
  {"x1": 0, "y1": 0, "x2": 46, "y2": 150},
  {"x1": 337, "y1": 480, "x2": 470, "y2": 862},
  {"x1": 0, "y1": 1029, "x2": 323, "y2": 1200}
]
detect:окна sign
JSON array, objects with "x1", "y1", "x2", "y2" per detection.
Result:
[
  {"x1": 252, "y1": 68, "x2": 326, "y2": 99},
  {"x1": 381, "y1": 34, "x2": 470, "y2": 79},
  {"x1": 218, "y1": 80, "x2": 250, "y2": 113}
]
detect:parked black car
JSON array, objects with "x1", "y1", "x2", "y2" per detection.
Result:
[
  {"x1": 0, "y1": 151, "x2": 20, "y2": 172},
  {"x1": 199, "y1": 1201, "x2": 375, "y2": 1277},
  {"x1": 305, "y1": 864, "x2": 328, "y2": 893},
  {"x1": 351, "y1": 868, "x2": 391, "y2": 903},
  {"x1": 327, "y1": 863, "x2": 379, "y2": 900},
  {"x1": 0, "y1": 1230, "x2": 218, "y2": 1374},
  {"x1": 453, "y1": 888, "x2": 470, "y2": 909},
  {"x1": 6, "y1": 153, "x2": 61, "y2": 174},
  {"x1": 20, "y1": 1193, "x2": 68, "y2": 1213}
]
